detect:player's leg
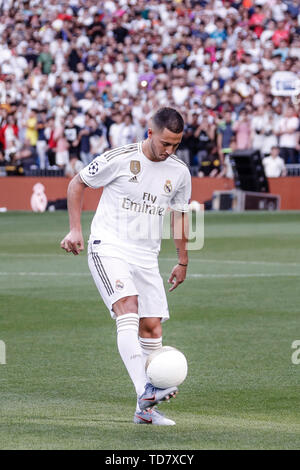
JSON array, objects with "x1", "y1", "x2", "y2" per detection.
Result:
[
  {"x1": 88, "y1": 252, "x2": 148, "y2": 399},
  {"x1": 132, "y1": 265, "x2": 178, "y2": 417},
  {"x1": 137, "y1": 316, "x2": 178, "y2": 411},
  {"x1": 139, "y1": 317, "x2": 162, "y2": 369},
  {"x1": 113, "y1": 296, "x2": 148, "y2": 399},
  {"x1": 113, "y1": 299, "x2": 176, "y2": 425},
  {"x1": 134, "y1": 265, "x2": 168, "y2": 368},
  {"x1": 88, "y1": 252, "x2": 176, "y2": 424}
]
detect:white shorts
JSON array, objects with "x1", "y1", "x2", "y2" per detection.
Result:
[{"x1": 88, "y1": 246, "x2": 169, "y2": 322}]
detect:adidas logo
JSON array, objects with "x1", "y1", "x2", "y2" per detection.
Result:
[{"x1": 128, "y1": 175, "x2": 138, "y2": 183}]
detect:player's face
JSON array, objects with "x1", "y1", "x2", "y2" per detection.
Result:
[{"x1": 148, "y1": 127, "x2": 183, "y2": 162}]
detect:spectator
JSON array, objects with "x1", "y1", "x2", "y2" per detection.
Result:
[
  {"x1": 0, "y1": 150, "x2": 5, "y2": 166},
  {"x1": 112, "y1": 73, "x2": 129, "y2": 98},
  {"x1": 273, "y1": 40, "x2": 290, "y2": 62},
  {"x1": 15, "y1": 139, "x2": 36, "y2": 172},
  {"x1": 118, "y1": 114, "x2": 138, "y2": 147},
  {"x1": 53, "y1": 118, "x2": 69, "y2": 170},
  {"x1": 210, "y1": 17, "x2": 227, "y2": 47},
  {"x1": 232, "y1": 109, "x2": 252, "y2": 150},
  {"x1": 36, "y1": 110, "x2": 48, "y2": 169},
  {"x1": 277, "y1": 106, "x2": 299, "y2": 163},
  {"x1": 261, "y1": 111, "x2": 278, "y2": 158},
  {"x1": 272, "y1": 20, "x2": 290, "y2": 47},
  {"x1": 172, "y1": 77, "x2": 190, "y2": 106},
  {"x1": 286, "y1": 1, "x2": 300, "y2": 19},
  {"x1": 109, "y1": 112, "x2": 123, "y2": 149},
  {"x1": 176, "y1": 112, "x2": 191, "y2": 167},
  {"x1": 217, "y1": 111, "x2": 235, "y2": 165},
  {"x1": 272, "y1": 1, "x2": 288, "y2": 23},
  {"x1": 263, "y1": 146, "x2": 287, "y2": 177},
  {"x1": 74, "y1": 78, "x2": 87, "y2": 101},
  {"x1": 25, "y1": 110, "x2": 38, "y2": 161},
  {"x1": 65, "y1": 155, "x2": 84, "y2": 178},
  {"x1": 198, "y1": 144, "x2": 222, "y2": 178},
  {"x1": 251, "y1": 106, "x2": 267, "y2": 153},
  {"x1": 64, "y1": 114, "x2": 80, "y2": 158},
  {"x1": 195, "y1": 114, "x2": 216, "y2": 163},
  {"x1": 67, "y1": 39, "x2": 82, "y2": 73},
  {"x1": 113, "y1": 16, "x2": 129, "y2": 44},
  {"x1": 37, "y1": 43, "x2": 54, "y2": 75},
  {"x1": 0, "y1": 0, "x2": 298, "y2": 178},
  {"x1": 45, "y1": 117, "x2": 57, "y2": 167},
  {"x1": 78, "y1": 114, "x2": 93, "y2": 166},
  {"x1": 184, "y1": 113, "x2": 203, "y2": 175},
  {"x1": 0, "y1": 114, "x2": 20, "y2": 162},
  {"x1": 89, "y1": 117, "x2": 108, "y2": 158}
]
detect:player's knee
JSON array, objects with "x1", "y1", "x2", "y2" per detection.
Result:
[
  {"x1": 139, "y1": 318, "x2": 162, "y2": 338},
  {"x1": 113, "y1": 295, "x2": 138, "y2": 316}
]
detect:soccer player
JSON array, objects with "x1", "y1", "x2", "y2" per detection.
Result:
[{"x1": 60, "y1": 107, "x2": 191, "y2": 426}]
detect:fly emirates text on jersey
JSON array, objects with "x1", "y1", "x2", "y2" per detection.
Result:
[{"x1": 122, "y1": 192, "x2": 166, "y2": 216}]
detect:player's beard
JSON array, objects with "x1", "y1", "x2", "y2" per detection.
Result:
[{"x1": 149, "y1": 139, "x2": 169, "y2": 162}]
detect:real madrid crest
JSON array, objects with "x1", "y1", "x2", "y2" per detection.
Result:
[
  {"x1": 130, "y1": 160, "x2": 141, "y2": 175},
  {"x1": 115, "y1": 279, "x2": 124, "y2": 291},
  {"x1": 164, "y1": 179, "x2": 172, "y2": 193}
]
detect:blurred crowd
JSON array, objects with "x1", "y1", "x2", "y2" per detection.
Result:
[{"x1": 0, "y1": 0, "x2": 299, "y2": 178}]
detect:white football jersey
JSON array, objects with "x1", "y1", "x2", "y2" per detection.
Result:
[{"x1": 80, "y1": 142, "x2": 191, "y2": 268}]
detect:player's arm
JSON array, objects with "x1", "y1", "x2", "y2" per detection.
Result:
[
  {"x1": 60, "y1": 174, "x2": 87, "y2": 255},
  {"x1": 168, "y1": 210, "x2": 189, "y2": 292}
]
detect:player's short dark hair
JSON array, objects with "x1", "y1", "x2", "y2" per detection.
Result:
[{"x1": 152, "y1": 107, "x2": 184, "y2": 134}]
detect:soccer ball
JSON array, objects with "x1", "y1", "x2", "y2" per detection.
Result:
[
  {"x1": 145, "y1": 346, "x2": 188, "y2": 389},
  {"x1": 189, "y1": 200, "x2": 201, "y2": 212}
]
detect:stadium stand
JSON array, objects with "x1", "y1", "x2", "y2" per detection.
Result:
[{"x1": 0, "y1": 0, "x2": 299, "y2": 177}]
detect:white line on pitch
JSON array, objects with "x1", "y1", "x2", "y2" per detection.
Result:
[
  {"x1": 0, "y1": 272, "x2": 299, "y2": 279},
  {"x1": 184, "y1": 273, "x2": 300, "y2": 279},
  {"x1": 0, "y1": 253, "x2": 66, "y2": 257},
  {"x1": 0, "y1": 254, "x2": 300, "y2": 268},
  {"x1": 161, "y1": 258, "x2": 300, "y2": 267},
  {"x1": 0, "y1": 272, "x2": 90, "y2": 276}
]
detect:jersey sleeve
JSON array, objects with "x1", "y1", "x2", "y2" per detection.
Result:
[
  {"x1": 79, "y1": 153, "x2": 120, "y2": 188},
  {"x1": 169, "y1": 168, "x2": 192, "y2": 213}
]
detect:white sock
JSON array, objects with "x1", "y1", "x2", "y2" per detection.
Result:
[
  {"x1": 135, "y1": 336, "x2": 162, "y2": 412},
  {"x1": 139, "y1": 336, "x2": 163, "y2": 370},
  {"x1": 116, "y1": 314, "x2": 148, "y2": 405}
]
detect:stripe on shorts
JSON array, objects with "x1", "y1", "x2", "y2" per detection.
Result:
[{"x1": 92, "y1": 253, "x2": 114, "y2": 296}]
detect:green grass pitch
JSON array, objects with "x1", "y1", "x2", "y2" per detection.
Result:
[{"x1": 0, "y1": 210, "x2": 300, "y2": 450}]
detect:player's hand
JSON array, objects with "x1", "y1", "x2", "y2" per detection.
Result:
[
  {"x1": 168, "y1": 264, "x2": 187, "y2": 292},
  {"x1": 60, "y1": 230, "x2": 84, "y2": 255}
]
